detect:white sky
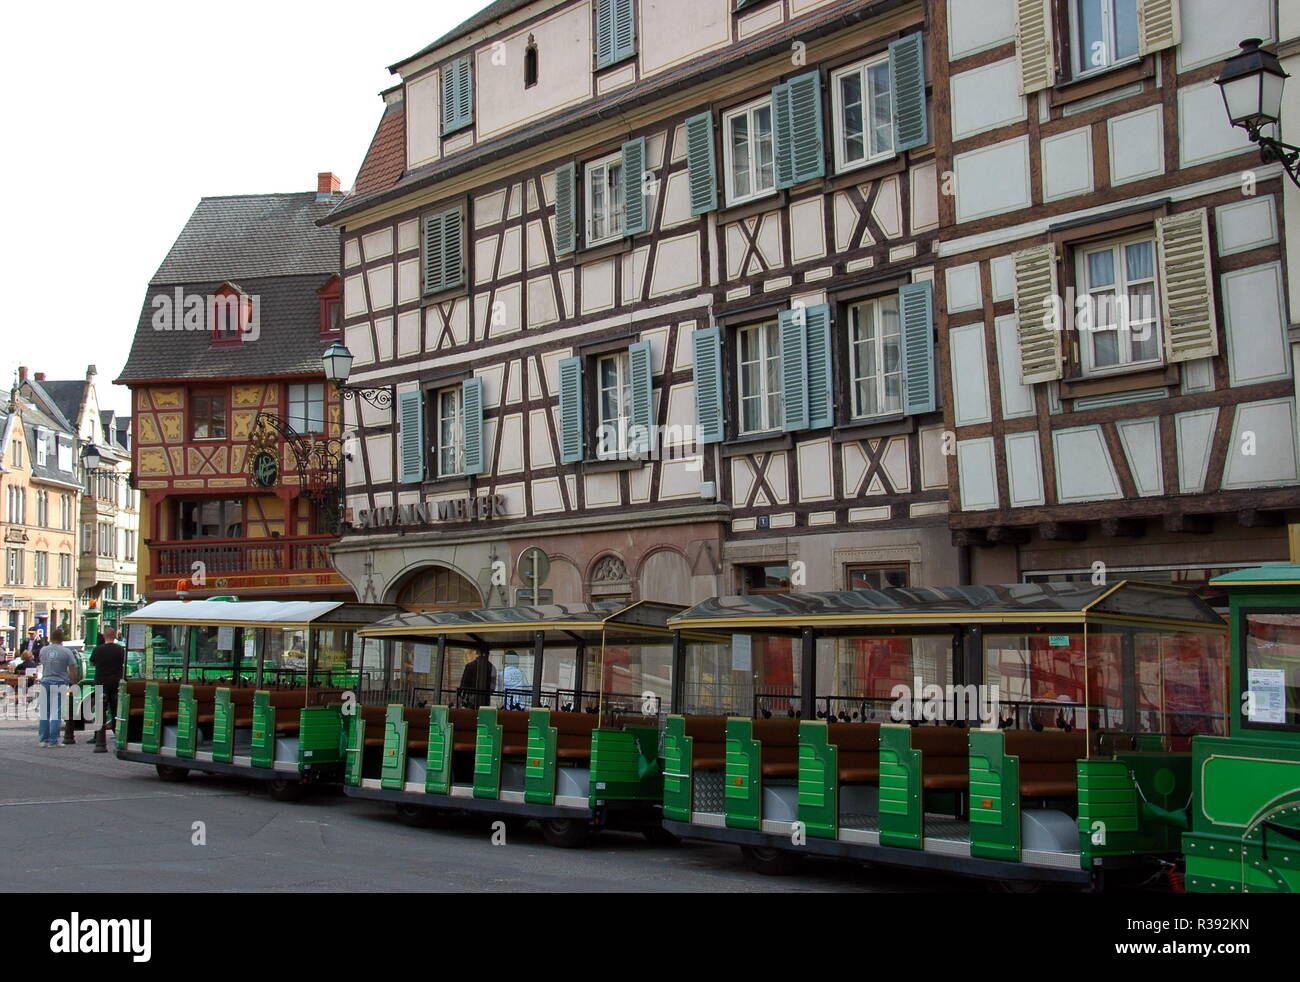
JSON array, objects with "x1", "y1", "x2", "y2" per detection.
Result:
[{"x1": 0, "y1": 0, "x2": 486, "y2": 417}]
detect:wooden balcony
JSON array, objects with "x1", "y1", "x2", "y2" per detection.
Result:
[{"x1": 149, "y1": 535, "x2": 336, "y2": 579}]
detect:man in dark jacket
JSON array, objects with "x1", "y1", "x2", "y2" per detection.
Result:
[
  {"x1": 89, "y1": 627, "x2": 127, "y2": 752},
  {"x1": 24, "y1": 629, "x2": 45, "y2": 663},
  {"x1": 457, "y1": 651, "x2": 496, "y2": 709}
]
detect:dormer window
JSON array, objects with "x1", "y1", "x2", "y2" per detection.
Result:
[
  {"x1": 318, "y1": 275, "x2": 342, "y2": 337},
  {"x1": 525, "y1": 37, "x2": 539, "y2": 88},
  {"x1": 211, "y1": 283, "x2": 252, "y2": 347}
]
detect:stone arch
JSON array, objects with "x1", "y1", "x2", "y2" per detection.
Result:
[
  {"x1": 386, "y1": 561, "x2": 484, "y2": 610},
  {"x1": 637, "y1": 547, "x2": 695, "y2": 605}
]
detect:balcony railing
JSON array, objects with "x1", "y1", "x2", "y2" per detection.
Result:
[{"x1": 150, "y1": 535, "x2": 336, "y2": 578}]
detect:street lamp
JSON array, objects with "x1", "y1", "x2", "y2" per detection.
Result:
[
  {"x1": 322, "y1": 341, "x2": 394, "y2": 410},
  {"x1": 1216, "y1": 38, "x2": 1299, "y2": 188},
  {"x1": 81, "y1": 443, "x2": 103, "y2": 471}
]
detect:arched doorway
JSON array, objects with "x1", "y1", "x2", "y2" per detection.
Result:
[{"x1": 393, "y1": 564, "x2": 483, "y2": 612}]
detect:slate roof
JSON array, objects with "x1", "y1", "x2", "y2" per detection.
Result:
[
  {"x1": 20, "y1": 397, "x2": 80, "y2": 489},
  {"x1": 151, "y1": 192, "x2": 341, "y2": 285},
  {"x1": 118, "y1": 189, "x2": 341, "y2": 385},
  {"x1": 116, "y1": 275, "x2": 336, "y2": 384},
  {"x1": 26, "y1": 380, "x2": 84, "y2": 434},
  {"x1": 391, "y1": 0, "x2": 536, "y2": 71}
]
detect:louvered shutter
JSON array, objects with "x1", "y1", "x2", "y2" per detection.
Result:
[
  {"x1": 595, "y1": 0, "x2": 615, "y2": 67},
  {"x1": 1138, "y1": 0, "x2": 1181, "y2": 55},
  {"x1": 1156, "y1": 208, "x2": 1219, "y2": 363},
  {"x1": 441, "y1": 56, "x2": 473, "y2": 134},
  {"x1": 440, "y1": 208, "x2": 464, "y2": 290},
  {"x1": 1014, "y1": 0, "x2": 1055, "y2": 94},
  {"x1": 558, "y1": 356, "x2": 584, "y2": 464},
  {"x1": 613, "y1": 0, "x2": 636, "y2": 63},
  {"x1": 774, "y1": 71, "x2": 824, "y2": 189},
  {"x1": 622, "y1": 137, "x2": 648, "y2": 236},
  {"x1": 461, "y1": 377, "x2": 485, "y2": 476},
  {"x1": 398, "y1": 390, "x2": 425, "y2": 484},
  {"x1": 803, "y1": 304, "x2": 834, "y2": 430},
  {"x1": 898, "y1": 282, "x2": 936, "y2": 416},
  {"x1": 888, "y1": 33, "x2": 928, "y2": 152},
  {"x1": 1012, "y1": 245, "x2": 1063, "y2": 384},
  {"x1": 628, "y1": 340, "x2": 655, "y2": 454},
  {"x1": 692, "y1": 327, "x2": 724, "y2": 445},
  {"x1": 685, "y1": 111, "x2": 718, "y2": 215},
  {"x1": 779, "y1": 308, "x2": 810, "y2": 432},
  {"x1": 554, "y1": 163, "x2": 576, "y2": 256},
  {"x1": 423, "y1": 211, "x2": 445, "y2": 295}
]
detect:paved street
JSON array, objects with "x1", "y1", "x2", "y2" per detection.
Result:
[{"x1": 0, "y1": 719, "x2": 977, "y2": 893}]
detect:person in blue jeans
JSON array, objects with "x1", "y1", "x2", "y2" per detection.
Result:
[{"x1": 36, "y1": 628, "x2": 78, "y2": 747}]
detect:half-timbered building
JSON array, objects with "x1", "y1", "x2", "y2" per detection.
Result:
[
  {"x1": 326, "y1": 0, "x2": 958, "y2": 609},
  {"x1": 930, "y1": 0, "x2": 1298, "y2": 596},
  {"x1": 117, "y1": 175, "x2": 353, "y2": 602}
]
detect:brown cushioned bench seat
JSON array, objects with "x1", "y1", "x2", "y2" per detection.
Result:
[
  {"x1": 499, "y1": 710, "x2": 530, "y2": 756},
  {"x1": 752, "y1": 718, "x2": 800, "y2": 778},
  {"x1": 1006, "y1": 730, "x2": 1086, "y2": 798},
  {"x1": 449, "y1": 709, "x2": 478, "y2": 751},
  {"x1": 682, "y1": 716, "x2": 727, "y2": 770},
  {"x1": 405, "y1": 707, "x2": 431, "y2": 751},
  {"x1": 828, "y1": 722, "x2": 881, "y2": 783},
  {"x1": 553, "y1": 711, "x2": 597, "y2": 761},
  {"x1": 912, "y1": 725, "x2": 971, "y2": 791}
]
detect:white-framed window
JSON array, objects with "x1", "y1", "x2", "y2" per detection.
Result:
[
  {"x1": 56, "y1": 439, "x2": 72, "y2": 472},
  {"x1": 435, "y1": 386, "x2": 464, "y2": 477},
  {"x1": 288, "y1": 382, "x2": 326, "y2": 434},
  {"x1": 596, "y1": 351, "x2": 632, "y2": 458},
  {"x1": 5, "y1": 549, "x2": 21, "y2": 585},
  {"x1": 34, "y1": 552, "x2": 47, "y2": 587},
  {"x1": 1076, "y1": 234, "x2": 1162, "y2": 376},
  {"x1": 831, "y1": 53, "x2": 894, "y2": 173},
  {"x1": 584, "y1": 151, "x2": 625, "y2": 248},
  {"x1": 11, "y1": 438, "x2": 21, "y2": 469},
  {"x1": 58, "y1": 554, "x2": 72, "y2": 589},
  {"x1": 1069, "y1": 0, "x2": 1140, "y2": 78},
  {"x1": 35, "y1": 431, "x2": 48, "y2": 467},
  {"x1": 849, "y1": 295, "x2": 903, "y2": 418},
  {"x1": 736, "y1": 321, "x2": 783, "y2": 434},
  {"x1": 723, "y1": 96, "x2": 776, "y2": 207},
  {"x1": 121, "y1": 582, "x2": 134, "y2": 602}
]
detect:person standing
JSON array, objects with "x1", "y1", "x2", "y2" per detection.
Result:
[
  {"x1": 501, "y1": 650, "x2": 530, "y2": 710},
  {"x1": 89, "y1": 626, "x2": 126, "y2": 753},
  {"x1": 36, "y1": 628, "x2": 78, "y2": 748},
  {"x1": 24, "y1": 628, "x2": 46, "y2": 664},
  {"x1": 457, "y1": 651, "x2": 496, "y2": 710}
]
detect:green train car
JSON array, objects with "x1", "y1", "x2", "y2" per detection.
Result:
[
  {"x1": 348, "y1": 600, "x2": 698, "y2": 847},
  {"x1": 113, "y1": 599, "x2": 400, "y2": 799},
  {"x1": 1184, "y1": 565, "x2": 1300, "y2": 893}
]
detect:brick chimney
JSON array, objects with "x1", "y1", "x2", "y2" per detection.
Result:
[
  {"x1": 86, "y1": 364, "x2": 97, "y2": 380},
  {"x1": 317, "y1": 172, "x2": 341, "y2": 201},
  {"x1": 34, "y1": 372, "x2": 45, "y2": 382},
  {"x1": 18, "y1": 366, "x2": 27, "y2": 382}
]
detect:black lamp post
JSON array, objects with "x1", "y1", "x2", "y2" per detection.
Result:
[
  {"x1": 1216, "y1": 39, "x2": 1299, "y2": 188},
  {"x1": 322, "y1": 342, "x2": 395, "y2": 531}
]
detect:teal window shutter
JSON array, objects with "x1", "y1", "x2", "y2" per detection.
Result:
[
  {"x1": 779, "y1": 308, "x2": 809, "y2": 432},
  {"x1": 440, "y1": 208, "x2": 464, "y2": 290},
  {"x1": 684, "y1": 111, "x2": 718, "y2": 215},
  {"x1": 898, "y1": 281, "x2": 936, "y2": 415},
  {"x1": 596, "y1": 0, "x2": 636, "y2": 68},
  {"x1": 773, "y1": 72, "x2": 824, "y2": 190},
  {"x1": 554, "y1": 163, "x2": 576, "y2": 256},
  {"x1": 398, "y1": 390, "x2": 426, "y2": 484},
  {"x1": 423, "y1": 207, "x2": 463, "y2": 294},
  {"x1": 772, "y1": 82, "x2": 794, "y2": 189},
  {"x1": 558, "y1": 356, "x2": 584, "y2": 463},
  {"x1": 889, "y1": 33, "x2": 928, "y2": 152},
  {"x1": 803, "y1": 304, "x2": 833, "y2": 430},
  {"x1": 628, "y1": 340, "x2": 655, "y2": 454},
  {"x1": 461, "y1": 377, "x2": 485, "y2": 476},
  {"x1": 442, "y1": 55, "x2": 474, "y2": 135},
  {"x1": 692, "y1": 327, "x2": 724, "y2": 445},
  {"x1": 622, "y1": 137, "x2": 648, "y2": 236}
]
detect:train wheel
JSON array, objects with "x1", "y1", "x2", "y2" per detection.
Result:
[
  {"x1": 739, "y1": 845, "x2": 804, "y2": 876},
  {"x1": 154, "y1": 763, "x2": 189, "y2": 783},
  {"x1": 267, "y1": 778, "x2": 307, "y2": 802},
  {"x1": 395, "y1": 803, "x2": 440, "y2": 827},
  {"x1": 540, "y1": 818, "x2": 592, "y2": 848}
]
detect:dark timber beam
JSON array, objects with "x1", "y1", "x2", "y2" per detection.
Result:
[
  {"x1": 1100, "y1": 517, "x2": 1146, "y2": 538},
  {"x1": 1238, "y1": 509, "x2": 1285, "y2": 528},
  {"x1": 952, "y1": 528, "x2": 989, "y2": 548},
  {"x1": 1163, "y1": 513, "x2": 1214, "y2": 535},
  {"x1": 987, "y1": 526, "x2": 1031, "y2": 545},
  {"x1": 1038, "y1": 522, "x2": 1088, "y2": 542}
]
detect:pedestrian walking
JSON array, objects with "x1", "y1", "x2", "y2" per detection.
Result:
[
  {"x1": 36, "y1": 628, "x2": 78, "y2": 748},
  {"x1": 89, "y1": 626, "x2": 126, "y2": 753}
]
